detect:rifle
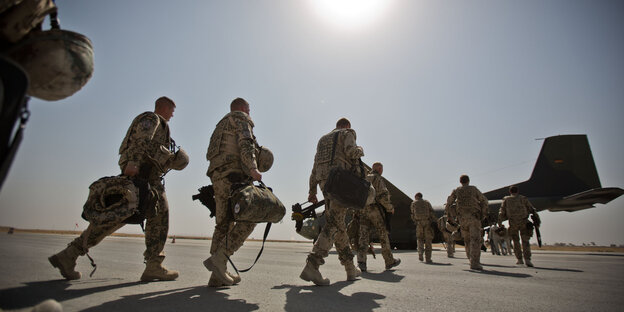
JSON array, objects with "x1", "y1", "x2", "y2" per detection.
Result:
[
  {"x1": 531, "y1": 214, "x2": 542, "y2": 247},
  {"x1": 291, "y1": 200, "x2": 326, "y2": 232},
  {"x1": 192, "y1": 185, "x2": 216, "y2": 217}
]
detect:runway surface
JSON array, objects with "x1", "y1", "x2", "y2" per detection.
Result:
[{"x1": 1, "y1": 232, "x2": 623, "y2": 311}]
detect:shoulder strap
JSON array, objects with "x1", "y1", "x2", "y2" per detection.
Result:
[{"x1": 329, "y1": 130, "x2": 340, "y2": 166}]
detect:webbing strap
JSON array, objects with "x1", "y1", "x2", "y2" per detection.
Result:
[{"x1": 226, "y1": 222, "x2": 272, "y2": 274}]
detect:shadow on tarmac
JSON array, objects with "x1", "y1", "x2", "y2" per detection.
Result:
[
  {"x1": 0, "y1": 278, "x2": 141, "y2": 310},
  {"x1": 82, "y1": 286, "x2": 259, "y2": 311},
  {"x1": 466, "y1": 269, "x2": 532, "y2": 278},
  {"x1": 531, "y1": 266, "x2": 583, "y2": 273},
  {"x1": 273, "y1": 281, "x2": 385, "y2": 312},
  {"x1": 361, "y1": 270, "x2": 405, "y2": 283}
]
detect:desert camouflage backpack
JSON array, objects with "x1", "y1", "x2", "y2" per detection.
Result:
[{"x1": 82, "y1": 175, "x2": 155, "y2": 226}]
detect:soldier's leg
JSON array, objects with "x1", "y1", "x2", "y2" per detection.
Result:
[
  {"x1": 466, "y1": 220, "x2": 483, "y2": 269},
  {"x1": 204, "y1": 178, "x2": 235, "y2": 286},
  {"x1": 369, "y1": 209, "x2": 398, "y2": 269},
  {"x1": 509, "y1": 226, "x2": 523, "y2": 264},
  {"x1": 329, "y1": 203, "x2": 360, "y2": 280},
  {"x1": 520, "y1": 224, "x2": 533, "y2": 266},
  {"x1": 357, "y1": 214, "x2": 372, "y2": 271},
  {"x1": 141, "y1": 189, "x2": 179, "y2": 281},
  {"x1": 49, "y1": 221, "x2": 123, "y2": 280},
  {"x1": 424, "y1": 226, "x2": 433, "y2": 263},
  {"x1": 416, "y1": 225, "x2": 425, "y2": 261},
  {"x1": 301, "y1": 199, "x2": 341, "y2": 286}
]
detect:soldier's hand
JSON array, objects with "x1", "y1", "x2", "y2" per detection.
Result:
[
  {"x1": 308, "y1": 193, "x2": 318, "y2": 204},
  {"x1": 250, "y1": 168, "x2": 262, "y2": 181},
  {"x1": 123, "y1": 163, "x2": 139, "y2": 177}
]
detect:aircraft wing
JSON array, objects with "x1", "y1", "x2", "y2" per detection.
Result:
[{"x1": 547, "y1": 187, "x2": 624, "y2": 212}]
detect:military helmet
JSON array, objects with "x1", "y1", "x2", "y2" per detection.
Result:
[
  {"x1": 169, "y1": 148, "x2": 189, "y2": 171},
  {"x1": 0, "y1": 0, "x2": 57, "y2": 43},
  {"x1": 7, "y1": 28, "x2": 94, "y2": 101},
  {"x1": 257, "y1": 146, "x2": 273, "y2": 172},
  {"x1": 82, "y1": 176, "x2": 139, "y2": 226}
]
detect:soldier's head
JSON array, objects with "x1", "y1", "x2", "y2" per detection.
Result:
[
  {"x1": 231, "y1": 97, "x2": 250, "y2": 115},
  {"x1": 372, "y1": 162, "x2": 383, "y2": 175},
  {"x1": 155, "y1": 96, "x2": 176, "y2": 121},
  {"x1": 415, "y1": 192, "x2": 423, "y2": 200},
  {"x1": 509, "y1": 185, "x2": 519, "y2": 195},
  {"x1": 459, "y1": 174, "x2": 470, "y2": 185},
  {"x1": 336, "y1": 118, "x2": 351, "y2": 129}
]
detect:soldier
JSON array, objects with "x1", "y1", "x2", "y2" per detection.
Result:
[
  {"x1": 446, "y1": 174, "x2": 488, "y2": 270},
  {"x1": 49, "y1": 96, "x2": 185, "y2": 281},
  {"x1": 203, "y1": 97, "x2": 263, "y2": 287},
  {"x1": 438, "y1": 214, "x2": 455, "y2": 258},
  {"x1": 300, "y1": 117, "x2": 364, "y2": 286},
  {"x1": 410, "y1": 193, "x2": 436, "y2": 263},
  {"x1": 356, "y1": 162, "x2": 401, "y2": 272},
  {"x1": 498, "y1": 185, "x2": 540, "y2": 267}
]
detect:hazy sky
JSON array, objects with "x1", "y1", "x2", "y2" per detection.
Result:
[{"x1": 1, "y1": 0, "x2": 623, "y2": 246}]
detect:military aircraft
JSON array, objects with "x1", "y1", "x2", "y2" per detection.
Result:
[{"x1": 291, "y1": 134, "x2": 624, "y2": 249}]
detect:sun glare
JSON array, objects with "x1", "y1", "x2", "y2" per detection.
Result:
[{"x1": 308, "y1": 0, "x2": 395, "y2": 30}]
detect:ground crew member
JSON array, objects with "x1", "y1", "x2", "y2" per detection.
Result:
[
  {"x1": 446, "y1": 174, "x2": 488, "y2": 270},
  {"x1": 300, "y1": 117, "x2": 364, "y2": 286},
  {"x1": 203, "y1": 98, "x2": 263, "y2": 286},
  {"x1": 489, "y1": 223, "x2": 503, "y2": 255},
  {"x1": 411, "y1": 192, "x2": 436, "y2": 263},
  {"x1": 498, "y1": 185, "x2": 540, "y2": 267},
  {"x1": 49, "y1": 96, "x2": 183, "y2": 281},
  {"x1": 357, "y1": 162, "x2": 401, "y2": 272}
]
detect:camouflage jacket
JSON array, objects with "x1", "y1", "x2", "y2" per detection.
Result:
[
  {"x1": 446, "y1": 184, "x2": 488, "y2": 221},
  {"x1": 206, "y1": 111, "x2": 258, "y2": 180},
  {"x1": 309, "y1": 128, "x2": 364, "y2": 195},
  {"x1": 118, "y1": 111, "x2": 172, "y2": 180},
  {"x1": 366, "y1": 171, "x2": 393, "y2": 213},
  {"x1": 499, "y1": 194, "x2": 538, "y2": 225},
  {"x1": 411, "y1": 198, "x2": 435, "y2": 223}
]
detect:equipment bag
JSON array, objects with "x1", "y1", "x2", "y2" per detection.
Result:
[
  {"x1": 324, "y1": 167, "x2": 371, "y2": 209},
  {"x1": 229, "y1": 181, "x2": 286, "y2": 223}
]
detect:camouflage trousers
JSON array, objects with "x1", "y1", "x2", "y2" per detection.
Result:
[
  {"x1": 308, "y1": 197, "x2": 354, "y2": 267},
  {"x1": 508, "y1": 220, "x2": 533, "y2": 260},
  {"x1": 209, "y1": 176, "x2": 257, "y2": 256},
  {"x1": 459, "y1": 216, "x2": 483, "y2": 266},
  {"x1": 70, "y1": 182, "x2": 169, "y2": 262},
  {"x1": 442, "y1": 231, "x2": 455, "y2": 256},
  {"x1": 415, "y1": 220, "x2": 434, "y2": 260},
  {"x1": 356, "y1": 205, "x2": 394, "y2": 266}
]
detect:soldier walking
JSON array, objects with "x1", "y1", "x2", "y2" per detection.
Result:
[
  {"x1": 411, "y1": 193, "x2": 436, "y2": 263},
  {"x1": 498, "y1": 185, "x2": 540, "y2": 267},
  {"x1": 446, "y1": 175, "x2": 488, "y2": 270},
  {"x1": 49, "y1": 96, "x2": 186, "y2": 281},
  {"x1": 356, "y1": 162, "x2": 401, "y2": 272},
  {"x1": 300, "y1": 117, "x2": 364, "y2": 286}
]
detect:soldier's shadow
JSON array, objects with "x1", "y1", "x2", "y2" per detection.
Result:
[
  {"x1": 273, "y1": 281, "x2": 385, "y2": 312},
  {"x1": 0, "y1": 278, "x2": 141, "y2": 310},
  {"x1": 361, "y1": 270, "x2": 405, "y2": 283},
  {"x1": 467, "y1": 269, "x2": 532, "y2": 278},
  {"x1": 81, "y1": 286, "x2": 259, "y2": 312}
]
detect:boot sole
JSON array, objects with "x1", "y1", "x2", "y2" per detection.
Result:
[
  {"x1": 140, "y1": 272, "x2": 178, "y2": 282},
  {"x1": 48, "y1": 255, "x2": 81, "y2": 280},
  {"x1": 203, "y1": 258, "x2": 234, "y2": 286}
]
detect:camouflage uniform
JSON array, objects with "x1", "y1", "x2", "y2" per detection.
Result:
[
  {"x1": 499, "y1": 194, "x2": 539, "y2": 264},
  {"x1": 446, "y1": 184, "x2": 488, "y2": 269},
  {"x1": 307, "y1": 128, "x2": 363, "y2": 273},
  {"x1": 357, "y1": 170, "x2": 397, "y2": 269},
  {"x1": 411, "y1": 198, "x2": 436, "y2": 262},
  {"x1": 70, "y1": 111, "x2": 173, "y2": 263},
  {"x1": 438, "y1": 215, "x2": 455, "y2": 257},
  {"x1": 206, "y1": 111, "x2": 259, "y2": 260}
]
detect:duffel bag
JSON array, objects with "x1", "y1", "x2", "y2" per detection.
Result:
[
  {"x1": 230, "y1": 181, "x2": 285, "y2": 223},
  {"x1": 324, "y1": 167, "x2": 373, "y2": 209}
]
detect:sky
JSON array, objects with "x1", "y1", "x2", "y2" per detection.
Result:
[{"x1": 1, "y1": 0, "x2": 623, "y2": 246}]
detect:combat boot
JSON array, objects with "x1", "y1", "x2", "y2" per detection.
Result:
[
  {"x1": 357, "y1": 261, "x2": 367, "y2": 272},
  {"x1": 141, "y1": 258, "x2": 179, "y2": 281},
  {"x1": 425, "y1": 250, "x2": 432, "y2": 263},
  {"x1": 516, "y1": 258, "x2": 524, "y2": 265},
  {"x1": 203, "y1": 251, "x2": 234, "y2": 286},
  {"x1": 300, "y1": 260, "x2": 330, "y2": 286},
  {"x1": 470, "y1": 263, "x2": 483, "y2": 270},
  {"x1": 418, "y1": 254, "x2": 423, "y2": 261},
  {"x1": 345, "y1": 261, "x2": 361, "y2": 281},
  {"x1": 48, "y1": 245, "x2": 81, "y2": 280},
  {"x1": 385, "y1": 258, "x2": 401, "y2": 270},
  {"x1": 525, "y1": 259, "x2": 534, "y2": 267},
  {"x1": 208, "y1": 271, "x2": 240, "y2": 287}
]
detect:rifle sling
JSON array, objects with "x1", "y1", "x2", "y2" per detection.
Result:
[{"x1": 226, "y1": 222, "x2": 272, "y2": 274}]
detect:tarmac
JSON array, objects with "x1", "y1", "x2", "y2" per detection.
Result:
[{"x1": 1, "y1": 232, "x2": 623, "y2": 312}]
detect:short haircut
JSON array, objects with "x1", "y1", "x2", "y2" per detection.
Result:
[
  {"x1": 155, "y1": 96, "x2": 175, "y2": 109},
  {"x1": 415, "y1": 192, "x2": 423, "y2": 199},
  {"x1": 372, "y1": 162, "x2": 383, "y2": 170},
  {"x1": 460, "y1": 174, "x2": 470, "y2": 184},
  {"x1": 509, "y1": 185, "x2": 519, "y2": 194},
  {"x1": 336, "y1": 118, "x2": 351, "y2": 128},
  {"x1": 230, "y1": 97, "x2": 249, "y2": 111}
]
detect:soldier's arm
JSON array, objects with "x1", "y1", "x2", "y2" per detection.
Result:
[
  {"x1": 342, "y1": 130, "x2": 364, "y2": 160},
  {"x1": 498, "y1": 199, "x2": 507, "y2": 225},
  {"x1": 524, "y1": 197, "x2": 540, "y2": 223},
  {"x1": 126, "y1": 114, "x2": 160, "y2": 167},
  {"x1": 428, "y1": 201, "x2": 436, "y2": 222},
  {"x1": 445, "y1": 191, "x2": 456, "y2": 210},
  {"x1": 409, "y1": 202, "x2": 417, "y2": 224},
  {"x1": 235, "y1": 119, "x2": 259, "y2": 174},
  {"x1": 375, "y1": 177, "x2": 394, "y2": 213},
  {"x1": 309, "y1": 166, "x2": 318, "y2": 196}
]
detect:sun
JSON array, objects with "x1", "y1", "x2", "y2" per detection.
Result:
[{"x1": 307, "y1": 0, "x2": 396, "y2": 30}]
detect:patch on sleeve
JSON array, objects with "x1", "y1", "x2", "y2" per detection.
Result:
[{"x1": 139, "y1": 118, "x2": 155, "y2": 130}]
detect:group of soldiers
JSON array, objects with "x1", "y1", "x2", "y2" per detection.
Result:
[
  {"x1": 48, "y1": 96, "x2": 541, "y2": 288},
  {"x1": 410, "y1": 177, "x2": 541, "y2": 269}
]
